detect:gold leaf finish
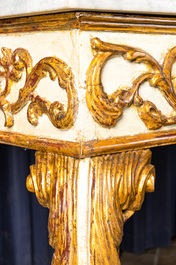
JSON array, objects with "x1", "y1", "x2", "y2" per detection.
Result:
[
  {"x1": 0, "y1": 48, "x2": 78, "y2": 129},
  {"x1": 89, "y1": 149, "x2": 155, "y2": 265},
  {"x1": 86, "y1": 37, "x2": 176, "y2": 129},
  {"x1": 0, "y1": 11, "x2": 175, "y2": 265},
  {"x1": 26, "y1": 149, "x2": 155, "y2": 264},
  {"x1": 26, "y1": 152, "x2": 79, "y2": 264}
]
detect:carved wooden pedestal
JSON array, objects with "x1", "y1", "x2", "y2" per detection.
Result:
[
  {"x1": 0, "y1": 12, "x2": 176, "y2": 265},
  {"x1": 26, "y1": 149, "x2": 155, "y2": 265}
]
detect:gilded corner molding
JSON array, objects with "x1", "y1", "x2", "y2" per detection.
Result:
[
  {"x1": 0, "y1": 47, "x2": 78, "y2": 129},
  {"x1": 86, "y1": 37, "x2": 176, "y2": 130},
  {"x1": 89, "y1": 149, "x2": 155, "y2": 265}
]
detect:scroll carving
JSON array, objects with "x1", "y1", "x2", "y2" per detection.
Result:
[
  {"x1": 0, "y1": 47, "x2": 78, "y2": 129},
  {"x1": 89, "y1": 149, "x2": 155, "y2": 265},
  {"x1": 86, "y1": 37, "x2": 176, "y2": 129},
  {"x1": 26, "y1": 152, "x2": 78, "y2": 265}
]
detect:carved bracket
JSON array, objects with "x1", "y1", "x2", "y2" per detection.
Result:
[
  {"x1": 89, "y1": 149, "x2": 155, "y2": 265},
  {"x1": 27, "y1": 152, "x2": 79, "y2": 264},
  {"x1": 26, "y1": 149, "x2": 155, "y2": 265}
]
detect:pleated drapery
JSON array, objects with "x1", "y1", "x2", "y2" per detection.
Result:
[
  {"x1": 121, "y1": 145, "x2": 176, "y2": 253},
  {"x1": 0, "y1": 145, "x2": 53, "y2": 265},
  {"x1": 0, "y1": 144, "x2": 176, "y2": 264}
]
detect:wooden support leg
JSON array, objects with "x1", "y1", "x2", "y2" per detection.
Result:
[
  {"x1": 89, "y1": 149, "x2": 155, "y2": 265},
  {"x1": 26, "y1": 149, "x2": 155, "y2": 265},
  {"x1": 26, "y1": 152, "x2": 79, "y2": 264}
]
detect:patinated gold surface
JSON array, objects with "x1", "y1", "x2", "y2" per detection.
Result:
[
  {"x1": 89, "y1": 149, "x2": 155, "y2": 265},
  {"x1": 0, "y1": 11, "x2": 174, "y2": 265},
  {"x1": 86, "y1": 37, "x2": 176, "y2": 129},
  {"x1": 26, "y1": 149, "x2": 155, "y2": 265},
  {"x1": 27, "y1": 151, "x2": 79, "y2": 264},
  {"x1": 0, "y1": 13, "x2": 176, "y2": 153},
  {"x1": 0, "y1": 47, "x2": 78, "y2": 129},
  {"x1": 0, "y1": 129, "x2": 176, "y2": 158},
  {"x1": 1, "y1": 12, "x2": 176, "y2": 35}
]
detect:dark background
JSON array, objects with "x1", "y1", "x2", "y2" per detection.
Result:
[{"x1": 0, "y1": 144, "x2": 176, "y2": 264}]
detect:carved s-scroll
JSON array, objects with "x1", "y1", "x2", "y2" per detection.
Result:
[
  {"x1": 26, "y1": 152, "x2": 79, "y2": 265},
  {"x1": 0, "y1": 48, "x2": 78, "y2": 129},
  {"x1": 89, "y1": 149, "x2": 155, "y2": 265},
  {"x1": 86, "y1": 38, "x2": 176, "y2": 130}
]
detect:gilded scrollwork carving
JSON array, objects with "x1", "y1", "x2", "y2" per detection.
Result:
[
  {"x1": 26, "y1": 151, "x2": 79, "y2": 265},
  {"x1": 89, "y1": 149, "x2": 155, "y2": 265},
  {"x1": 86, "y1": 37, "x2": 176, "y2": 129},
  {"x1": 0, "y1": 47, "x2": 78, "y2": 129}
]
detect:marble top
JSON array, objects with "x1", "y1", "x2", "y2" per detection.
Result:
[{"x1": 1, "y1": 0, "x2": 176, "y2": 18}]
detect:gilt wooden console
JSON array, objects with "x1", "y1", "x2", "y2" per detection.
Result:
[{"x1": 1, "y1": 10, "x2": 176, "y2": 265}]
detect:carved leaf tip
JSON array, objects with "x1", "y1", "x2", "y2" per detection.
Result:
[
  {"x1": 138, "y1": 101, "x2": 165, "y2": 130},
  {"x1": 90, "y1": 37, "x2": 102, "y2": 50}
]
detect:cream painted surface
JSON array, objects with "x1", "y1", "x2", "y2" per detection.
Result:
[
  {"x1": 0, "y1": 30, "x2": 81, "y2": 142},
  {"x1": 79, "y1": 31, "x2": 176, "y2": 140},
  {"x1": 77, "y1": 158, "x2": 90, "y2": 265},
  {"x1": 1, "y1": 0, "x2": 176, "y2": 18},
  {"x1": 1, "y1": 29, "x2": 176, "y2": 141}
]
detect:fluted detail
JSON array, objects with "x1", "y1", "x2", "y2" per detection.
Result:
[
  {"x1": 26, "y1": 151, "x2": 79, "y2": 265},
  {"x1": 89, "y1": 149, "x2": 155, "y2": 265},
  {"x1": 26, "y1": 149, "x2": 155, "y2": 265}
]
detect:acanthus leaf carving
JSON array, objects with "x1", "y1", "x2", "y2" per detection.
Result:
[
  {"x1": 89, "y1": 149, "x2": 155, "y2": 265},
  {"x1": 86, "y1": 37, "x2": 176, "y2": 130},
  {"x1": 0, "y1": 47, "x2": 78, "y2": 129},
  {"x1": 26, "y1": 152, "x2": 79, "y2": 265}
]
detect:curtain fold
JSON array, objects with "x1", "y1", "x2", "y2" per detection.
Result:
[
  {"x1": 0, "y1": 145, "x2": 53, "y2": 265},
  {"x1": 121, "y1": 145, "x2": 176, "y2": 253},
  {"x1": 0, "y1": 144, "x2": 176, "y2": 264}
]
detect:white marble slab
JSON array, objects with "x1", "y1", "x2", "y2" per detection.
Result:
[{"x1": 1, "y1": 0, "x2": 176, "y2": 18}]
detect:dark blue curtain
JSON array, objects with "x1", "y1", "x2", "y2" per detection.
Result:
[
  {"x1": 121, "y1": 145, "x2": 176, "y2": 253},
  {"x1": 0, "y1": 145, "x2": 53, "y2": 265},
  {"x1": 0, "y1": 144, "x2": 176, "y2": 264}
]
